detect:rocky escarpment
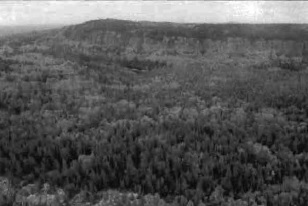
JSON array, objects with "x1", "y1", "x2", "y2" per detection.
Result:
[{"x1": 59, "y1": 19, "x2": 308, "y2": 63}]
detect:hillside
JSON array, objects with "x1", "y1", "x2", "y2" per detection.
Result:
[
  {"x1": 3, "y1": 19, "x2": 308, "y2": 69},
  {"x1": 60, "y1": 19, "x2": 308, "y2": 60},
  {"x1": 0, "y1": 19, "x2": 308, "y2": 206}
]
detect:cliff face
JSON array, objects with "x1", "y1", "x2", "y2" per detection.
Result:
[{"x1": 59, "y1": 19, "x2": 308, "y2": 63}]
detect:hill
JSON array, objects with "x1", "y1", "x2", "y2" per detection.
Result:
[{"x1": 60, "y1": 19, "x2": 308, "y2": 58}]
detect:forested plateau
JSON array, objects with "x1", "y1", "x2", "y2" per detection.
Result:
[{"x1": 0, "y1": 19, "x2": 308, "y2": 206}]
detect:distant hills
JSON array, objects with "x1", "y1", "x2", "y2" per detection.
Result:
[
  {"x1": 0, "y1": 24, "x2": 66, "y2": 37},
  {"x1": 56, "y1": 19, "x2": 308, "y2": 62},
  {"x1": 2, "y1": 19, "x2": 308, "y2": 64},
  {"x1": 63, "y1": 18, "x2": 308, "y2": 41}
]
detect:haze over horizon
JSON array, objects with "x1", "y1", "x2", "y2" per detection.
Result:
[{"x1": 0, "y1": 1, "x2": 308, "y2": 26}]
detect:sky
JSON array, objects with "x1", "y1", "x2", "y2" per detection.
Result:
[{"x1": 0, "y1": 1, "x2": 308, "y2": 26}]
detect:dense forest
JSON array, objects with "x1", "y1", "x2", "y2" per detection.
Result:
[
  {"x1": 64, "y1": 19, "x2": 308, "y2": 41},
  {"x1": 0, "y1": 20, "x2": 308, "y2": 206}
]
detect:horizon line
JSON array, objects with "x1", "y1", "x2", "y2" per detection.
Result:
[{"x1": 2, "y1": 18, "x2": 308, "y2": 27}]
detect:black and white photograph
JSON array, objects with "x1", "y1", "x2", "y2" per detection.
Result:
[{"x1": 0, "y1": 1, "x2": 308, "y2": 205}]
